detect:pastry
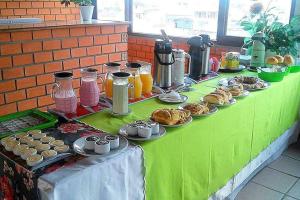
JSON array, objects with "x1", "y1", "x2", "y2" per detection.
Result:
[
  {"x1": 274, "y1": 55, "x2": 284, "y2": 64},
  {"x1": 54, "y1": 145, "x2": 69, "y2": 153},
  {"x1": 5, "y1": 140, "x2": 20, "y2": 151},
  {"x1": 266, "y1": 56, "x2": 278, "y2": 65},
  {"x1": 138, "y1": 125, "x2": 152, "y2": 138},
  {"x1": 284, "y1": 55, "x2": 294, "y2": 66},
  {"x1": 28, "y1": 140, "x2": 42, "y2": 148},
  {"x1": 41, "y1": 150, "x2": 57, "y2": 159},
  {"x1": 26, "y1": 154, "x2": 43, "y2": 166},
  {"x1": 32, "y1": 132, "x2": 46, "y2": 140},
  {"x1": 21, "y1": 148, "x2": 37, "y2": 160},
  {"x1": 183, "y1": 103, "x2": 209, "y2": 115},
  {"x1": 36, "y1": 144, "x2": 51, "y2": 152},
  {"x1": 20, "y1": 136, "x2": 34, "y2": 144},
  {"x1": 105, "y1": 135, "x2": 119, "y2": 149},
  {"x1": 94, "y1": 140, "x2": 110, "y2": 154},
  {"x1": 13, "y1": 144, "x2": 29, "y2": 156},
  {"x1": 84, "y1": 136, "x2": 99, "y2": 150},
  {"x1": 203, "y1": 93, "x2": 225, "y2": 105},
  {"x1": 50, "y1": 140, "x2": 65, "y2": 147},
  {"x1": 40, "y1": 136, "x2": 55, "y2": 143},
  {"x1": 15, "y1": 132, "x2": 29, "y2": 139}
]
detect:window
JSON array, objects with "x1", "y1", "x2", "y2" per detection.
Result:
[{"x1": 94, "y1": 0, "x2": 296, "y2": 46}]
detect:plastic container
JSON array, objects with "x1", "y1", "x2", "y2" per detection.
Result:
[
  {"x1": 289, "y1": 66, "x2": 300, "y2": 73},
  {"x1": 257, "y1": 67, "x2": 286, "y2": 82}
]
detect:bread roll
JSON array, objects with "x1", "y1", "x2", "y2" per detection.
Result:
[
  {"x1": 274, "y1": 55, "x2": 284, "y2": 64},
  {"x1": 203, "y1": 94, "x2": 225, "y2": 105},
  {"x1": 151, "y1": 109, "x2": 180, "y2": 125},
  {"x1": 284, "y1": 55, "x2": 294, "y2": 66},
  {"x1": 266, "y1": 57, "x2": 278, "y2": 65}
]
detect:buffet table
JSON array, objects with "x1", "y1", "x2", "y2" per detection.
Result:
[{"x1": 80, "y1": 71, "x2": 300, "y2": 200}]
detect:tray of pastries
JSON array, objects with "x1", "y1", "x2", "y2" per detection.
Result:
[
  {"x1": 202, "y1": 88, "x2": 237, "y2": 107},
  {"x1": 219, "y1": 76, "x2": 270, "y2": 91},
  {"x1": 119, "y1": 120, "x2": 166, "y2": 141},
  {"x1": 151, "y1": 109, "x2": 192, "y2": 127},
  {"x1": 178, "y1": 102, "x2": 218, "y2": 118},
  {"x1": 218, "y1": 85, "x2": 249, "y2": 98}
]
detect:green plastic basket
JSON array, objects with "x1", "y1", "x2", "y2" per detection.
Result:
[
  {"x1": 0, "y1": 109, "x2": 57, "y2": 139},
  {"x1": 257, "y1": 67, "x2": 286, "y2": 82},
  {"x1": 290, "y1": 66, "x2": 300, "y2": 73}
]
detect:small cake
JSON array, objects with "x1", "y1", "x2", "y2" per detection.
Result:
[
  {"x1": 50, "y1": 140, "x2": 65, "y2": 147},
  {"x1": 21, "y1": 148, "x2": 37, "y2": 160},
  {"x1": 94, "y1": 140, "x2": 110, "y2": 154},
  {"x1": 20, "y1": 136, "x2": 34, "y2": 144},
  {"x1": 40, "y1": 136, "x2": 55, "y2": 143},
  {"x1": 4, "y1": 140, "x2": 20, "y2": 151},
  {"x1": 54, "y1": 145, "x2": 69, "y2": 153},
  {"x1": 13, "y1": 144, "x2": 29, "y2": 156},
  {"x1": 28, "y1": 140, "x2": 42, "y2": 148},
  {"x1": 36, "y1": 144, "x2": 51, "y2": 152},
  {"x1": 32, "y1": 132, "x2": 46, "y2": 140},
  {"x1": 1, "y1": 137, "x2": 16, "y2": 146},
  {"x1": 15, "y1": 132, "x2": 29, "y2": 140},
  {"x1": 125, "y1": 124, "x2": 138, "y2": 136},
  {"x1": 149, "y1": 122, "x2": 159, "y2": 135},
  {"x1": 84, "y1": 136, "x2": 99, "y2": 150},
  {"x1": 41, "y1": 150, "x2": 57, "y2": 159},
  {"x1": 104, "y1": 135, "x2": 119, "y2": 149},
  {"x1": 26, "y1": 154, "x2": 43, "y2": 166},
  {"x1": 138, "y1": 125, "x2": 152, "y2": 138},
  {"x1": 27, "y1": 129, "x2": 42, "y2": 135}
]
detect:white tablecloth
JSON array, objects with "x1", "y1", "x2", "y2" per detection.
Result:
[{"x1": 38, "y1": 145, "x2": 145, "y2": 200}]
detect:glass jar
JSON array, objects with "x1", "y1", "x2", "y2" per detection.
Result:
[
  {"x1": 104, "y1": 62, "x2": 121, "y2": 99},
  {"x1": 138, "y1": 61, "x2": 153, "y2": 96},
  {"x1": 52, "y1": 72, "x2": 77, "y2": 113},
  {"x1": 125, "y1": 62, "x2": 142, "y2": 99}
]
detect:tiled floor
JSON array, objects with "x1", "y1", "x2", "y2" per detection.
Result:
[{"x1": 236, "y1": 143, "x2": 300, "y2": 200}]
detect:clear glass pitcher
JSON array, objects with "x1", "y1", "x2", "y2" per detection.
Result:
[
  {"x1": 112, "y1": 72, "x2": 132, "y2": 115},
  {"x1": 52, "y1": 72, "x2": 77, "y2": 113},
  {"x1": 138, "y1": 61, "x2": 153, "y2": 96},
  {"x1": 125, "y1": 62, "x2": 142, "y2": 99},
  {"x1": 80, "y1": 68, "x2": 103, "y2": 107},
  {"x1": 104, "y1": 62, "x2": 121, "y2": 99}
]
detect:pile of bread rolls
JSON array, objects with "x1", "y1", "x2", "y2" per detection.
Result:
[{"x1": 266, "y1": 55, "x2": 294, "y2": 66}]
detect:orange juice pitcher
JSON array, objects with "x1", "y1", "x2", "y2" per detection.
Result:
[
  {"x1": 104, "y1": 62, "x2": 121, "y2": 99},
  {"x1": 138, "y1": 61, "x2": 153, "y2": 96},
  {"x1": 125, "y1": 62, "x2": 142, "y2": 100}
]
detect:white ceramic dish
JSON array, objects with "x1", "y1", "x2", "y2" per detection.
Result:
[
  {"x1": 119, "y1": 125, "x2": 166, "y2": 141},
  {"x1": 158, "y1": 94, "x2": 188, "y2": 104}
]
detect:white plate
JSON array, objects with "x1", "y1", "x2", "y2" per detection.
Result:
[
  {"x1": 218, "y1": 78, "x2": 270, "y2": 91},
  {"x1": 158, "y1": 94, "x2": 188, "y2": 104},
  {"x1": 151, "y1": 116, "x2": 193, "y2": 128},
  {"x1": 178, "y1": 104, "x2": 218, "y2": 118},
  {"x1": 232, "y1": 90, "x2": 250, "y2": 98},
  {"x1": 201, "y1": 97, "x2": 237, "y2": 107},
  {"x1": 73, "y1": 135, "x2": 128, "y2": 157},
  {"x1": 119, "y1": 125, "x2": 166, "y2": 141}
]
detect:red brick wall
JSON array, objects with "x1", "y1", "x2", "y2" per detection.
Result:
[
  {"x1": 0, "y1": 24, "x2": 128, "y2": 116},
  {"x1": 128, "y1": 35, "x2": 240, "y2": 67},
  {"x1": 0, "y1": 0, "x2": 80, "y2": 21}
]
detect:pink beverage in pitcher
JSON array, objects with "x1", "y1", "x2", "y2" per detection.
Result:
[
  {"x1": 79, "y1": 68, "x2": 101, "y2": 107},
  {"x1": 52, "y1": 72, "x2": 78, "y2": 113}
]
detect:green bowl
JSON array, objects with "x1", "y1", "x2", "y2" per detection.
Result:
[
  {"x1": 289, "y1": 66, "x2": 300, "y2": 73},
  {"x1": 257, "y1": 67, "x2": 286, "y2": 82}
]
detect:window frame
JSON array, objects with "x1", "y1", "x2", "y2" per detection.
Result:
[{"x1": 94, "y1": 0, "x2": 297, "y2": 47}]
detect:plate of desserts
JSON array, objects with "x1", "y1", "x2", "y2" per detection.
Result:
[
  {"x1": 158, "y1": 91, "x2": 188, "y2": 104},
  {"x1": 218, "y1": 84, "x2": 250, "y2": 98},
  {"x1": 202, "y1": 88, "x2": 237, "y2": 107},
  {"x1": 150, "y1": 109, "x2": 192, "y2": 127},
  {"x1": 178, "y1": 102, "x2": 218, "y2": 118},
  {"x1": 73, "y1": 134, "x2": 128, "y2": 157},
  {"x1": 218, "y1": 76, "x2": 270, "y2": 91},
  {"x1": 119, "y1": 120, "x2": 166, "y2": 141}
]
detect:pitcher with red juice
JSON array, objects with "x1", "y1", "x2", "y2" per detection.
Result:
[
  {"x1": 52, "y1": 72, "x2": 77, "y2": 113},
  {"x1": 80, "y1": 68, "x2": 102, "y2": 107}
]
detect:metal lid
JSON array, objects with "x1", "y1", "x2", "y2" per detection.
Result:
[
  {"x1": 112, "y1": 72, "x2": 130, "y2": 78},
  {"x1": 54, "y1": 72, "x2": 73, "y2": 79},
  {"x1": 154, "y1": 39, "x2": 173, "y2": 54},
  {"x1": 125, "y1": 62, "x2": 142, "y2": 68},
  {"x1": 105, "y1": 62, "x2": 121, "y2": 67}
]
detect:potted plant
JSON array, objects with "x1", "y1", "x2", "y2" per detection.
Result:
[
  {"x1": 61, "y1": 0, "x2": 94, "y2": 21},
  {"x1": 240, "y1": 1, "x2": 300, "y2": 57}
]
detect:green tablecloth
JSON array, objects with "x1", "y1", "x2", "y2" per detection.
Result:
[{"x1": 80, "y1": 72, "x2": 300, "y2": 200}]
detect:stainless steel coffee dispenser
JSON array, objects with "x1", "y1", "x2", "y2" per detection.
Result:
[{"x1": 187, "y1": 34, "x2": 213, "y2": 79}]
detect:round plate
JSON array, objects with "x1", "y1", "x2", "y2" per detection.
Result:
[
  {"x1": 201, "y1": 97, "x2": 237, "y2": 107},
  {"x1": 109, "y1": 108, "x2": 132, "y2": 117},
  {"x1": 151, "y1": 116, "x2": 193, "y2": 128},
  {"x1": 232, "y1": 90, "x2": 250, "y2": 98},
  {"x1": 218, "y1": 65, "x2": 246, "y2": 73},
  {"x1": 178, "y1": 104, "x2": 218, "y2": 118},
  {"x1": 158, "y1": 94, "x2": 188, "y2": 104},
  {"x1": 119, "y1": 125, "x2": 166, "y2": 141},
  {"x1": 218, "y1": 78, "x2": 270, "y2": 91},
  {"x1": 73, "y1": 134, "x2": 128, "y2": 157}
]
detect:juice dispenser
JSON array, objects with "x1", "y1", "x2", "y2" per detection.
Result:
[
  {"x1": 138, "y1": 61, "x2": 153, "y2": 96},
  {"x1": 125, "y1": 62, "x2": 142, "y2": 99},
  {"x1": 52, "y1": 72, "x2": 77, "y2": 113},
  {"x1": 104, "y1": 62, "x2": 121, "y2": 99}
]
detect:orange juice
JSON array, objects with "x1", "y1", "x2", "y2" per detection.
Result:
[
  {"x1": 105, "y1": 78, "x2": 113, "y2": 98},
  {"x1": 128, "y1": 75, "x2": 142, "y2": 99},
  {"x1": 140, "y1": 73, "x2": 153, "y2": 95}
]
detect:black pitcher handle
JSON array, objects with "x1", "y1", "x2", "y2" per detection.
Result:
[{"x1": 154, "y1": 51, "x2": 175, "y2": 65}]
